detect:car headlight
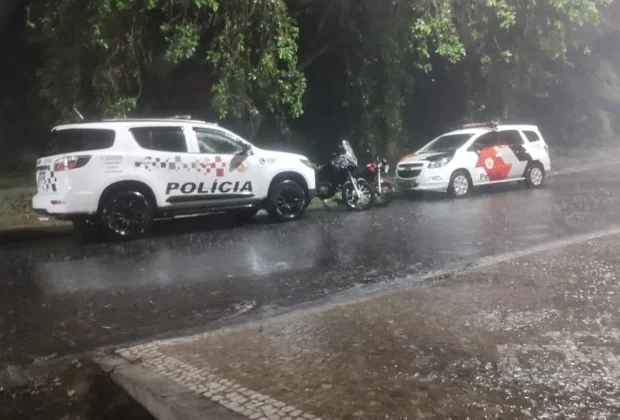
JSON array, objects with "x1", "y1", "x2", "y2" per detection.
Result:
[
  {"x1": 428, "y1": 157, "x2": 450, "y2": 169},
  {"x1": 300, "y1": 158, "x2": 314, "y2": 169}
]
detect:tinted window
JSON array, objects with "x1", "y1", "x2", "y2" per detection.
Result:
[
  {"x1": 130, "y1": 127, "x2": 187, "y2": 153},
  {"x1": 523, "y1": 130, "x2": 541, "y2": 142},
  {"x1": 497, "y1": 130, "x2": 524, "y2": 146},
  {"x1": 46, "y1": 129, "x2": 115, "y2": 155},
  {"x1": 469, "y1": 132, "x2": 497, "y2": 150},
  {"x1": 194, "y1": 129, "x2": 243, "y2": 154},
  {"x1": 419, "y1": 133, "x2": 473, "y2": 153}
]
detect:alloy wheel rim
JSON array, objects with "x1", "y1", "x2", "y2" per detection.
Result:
[
  {"x1": 275, "y1": 184, "x2": 305, "y2": 217},
  {"x1": 453, "y1": 175, "x2": 469, "y2": 196},
  {"x1": 347, "y1": 183, "x2": 372, "y2": 209},
  {"x1": 530, "y1": 167, "x2": 543, "y2": 186},
  {"x1": 107, "y1": 196, "x2": 149, "y2": 236}
]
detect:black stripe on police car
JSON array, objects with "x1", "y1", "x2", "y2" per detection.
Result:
[{"x1": 166, "y1": 181, "x2": 253, "y2": 195}]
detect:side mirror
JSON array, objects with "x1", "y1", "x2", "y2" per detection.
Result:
[{"x1": 240, "y1": 143, "x2": 252, "y2": 155}]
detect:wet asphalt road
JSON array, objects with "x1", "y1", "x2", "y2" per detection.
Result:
[{"x1": 2, "y1": 163, "x2": 620, "y2": 367}]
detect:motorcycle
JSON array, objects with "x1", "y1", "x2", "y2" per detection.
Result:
[
  {"x1": 315, "y1": 140, "x2": 374, "y2": 211},
  {"x1": 362, "y1": 146, "x2": 395, "y2": 207}
]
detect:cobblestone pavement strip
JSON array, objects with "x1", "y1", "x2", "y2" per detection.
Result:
[{"x1": 112, "y1": 235, "x2": 620, "y2": 419}]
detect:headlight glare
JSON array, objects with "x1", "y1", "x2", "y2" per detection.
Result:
[{"x1": 428, "y1": 157, "x2": 449, "y2": 169}]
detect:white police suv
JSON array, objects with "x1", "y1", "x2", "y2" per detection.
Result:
[
  {"x1": 33, "y1": 117, "x2": 316, "y2": 238},
  {"x1": 396, "y1": 122, "x2": 551, "y2": 197}
]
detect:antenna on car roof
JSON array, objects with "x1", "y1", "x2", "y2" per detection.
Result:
[{"x1": 73, "y1": 105, "x2": 85, "y2": 121}]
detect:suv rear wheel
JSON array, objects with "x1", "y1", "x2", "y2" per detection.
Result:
[
  {"x1": 101, "y1": 191, "x2": 154, "y2": 239},
  {"x1": 267, "y1": 179, "x2": 307, "y2": 222}
]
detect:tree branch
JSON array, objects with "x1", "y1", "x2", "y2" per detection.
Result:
[{"x1": 297, "y1": 39, "x2": 342, "y2": 71}]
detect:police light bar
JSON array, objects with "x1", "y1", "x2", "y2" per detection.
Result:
[
  {"x1": 168, "y1": 115, "x2": 193, "y2": 120},
  {"x1": 459, "y1": 120, "x2": 499, "y2": 129}
]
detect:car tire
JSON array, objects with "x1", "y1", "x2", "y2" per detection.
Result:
[
  {"x1": 100, "y1": 190, "x2": 154, "y2": 240},
  {"x1": 71, "y1": 217, "x2": 105, "y2": 239},
  {"x1": 525, "y1": 163, "x2": 545, "y2": 188},
  {"x1": 266, "y1": 179, "x2": 308, "y2": 222},
  {"x1": 448, "y1": 170, "x2": 472, "y2": 198}
]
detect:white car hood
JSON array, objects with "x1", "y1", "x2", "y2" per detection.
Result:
[
  {"x1": 257, "y1": 150, "x2": 308, "y2": 161},
  {"x1": 399, "y1": 151, "x2": 454, "y2": 164}
]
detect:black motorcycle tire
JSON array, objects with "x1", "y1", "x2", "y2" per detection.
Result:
[
  {"x1": 342, "y1": 179, "x2": 374, "y2": 211},
  {"x1": 374, "y1": 182, "x2": 395, "y2": 207}
]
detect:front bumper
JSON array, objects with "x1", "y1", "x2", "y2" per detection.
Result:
[
  {"x1": 395, "y1": 166, "x2": 451, "y2": 192},
  {"x1": 396, "y1": 178, "x2": 449, "y2": 192}
]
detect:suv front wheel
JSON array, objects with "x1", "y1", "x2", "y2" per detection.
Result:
[
  {"x1": 101, "y1": 191, "x2": 154, "y2": 239},
  {"x1": 267, "y1": 179, "x2": 308, "y2": 222}
]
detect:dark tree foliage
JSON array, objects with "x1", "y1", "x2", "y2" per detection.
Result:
[{"x1": 0, "y1": 0, "x2": 616, "y2": 167}]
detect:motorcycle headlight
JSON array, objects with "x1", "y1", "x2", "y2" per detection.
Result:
[{"x1": 428, "y1": 157, "x2": 450, "y2": 169}]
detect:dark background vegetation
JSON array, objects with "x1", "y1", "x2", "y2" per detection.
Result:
[{"x1": 0, "y1": 0, "x2": 619, "y2": 171}]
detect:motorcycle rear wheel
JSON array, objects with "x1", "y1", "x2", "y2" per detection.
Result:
[{"x1": 342, "y1": 179, "x2": 374, "y2": 211}]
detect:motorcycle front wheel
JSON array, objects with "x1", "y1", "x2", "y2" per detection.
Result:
[
  {"x1": 342, "y1": 179, "x2": 374, "y2": 211},
  {"x1": 374, "y1": 182, "x2": 395, "y2": 207}
]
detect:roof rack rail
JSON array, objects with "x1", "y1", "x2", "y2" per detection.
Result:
[
  {"x1": 459, "y1": 120, "x2": 499, "y2": 130},
  {"x1": 100, "y1": 117, "x2": 211, "y2": 124}
]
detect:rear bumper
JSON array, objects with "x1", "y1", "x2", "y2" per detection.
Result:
[{"x1": 32, "y1": 191, "x2": 98, "y2": 218}]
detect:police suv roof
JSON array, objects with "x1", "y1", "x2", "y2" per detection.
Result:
[{"x1": 52, "y1": 118, "x2": 219, "y2": 131}]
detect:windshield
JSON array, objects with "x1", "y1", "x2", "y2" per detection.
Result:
[
  {"x1": 341, "y1": 140, "x2": 358, "y2": 165},
  {"x1": 418, "y1": 133, "x2": 474, "y2": 154}
]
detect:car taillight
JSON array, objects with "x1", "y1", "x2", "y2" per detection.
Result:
[{"x1": 53, "y1": 156, "x2": 91, "y2": 172}]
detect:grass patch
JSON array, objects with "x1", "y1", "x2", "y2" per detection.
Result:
[{"x1": 0, "y1": 172, "x2": 67, "y2": 230}]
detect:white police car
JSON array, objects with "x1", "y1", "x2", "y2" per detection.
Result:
[
  {"x1": 33, "y1": 117, "x2": 316, "y2": 238},
  {"x1": 396, "y1": 122, "x2": 551, "y2": 197}
]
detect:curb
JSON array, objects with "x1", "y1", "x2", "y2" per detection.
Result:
[{"x1": 96, "y1": 355, "x2": 245, "y2": 420}]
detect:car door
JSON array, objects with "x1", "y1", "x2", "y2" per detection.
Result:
[
  {"x1": 191, "y1": 127, "x2": 259, "y2": 201},
  {"x1": 495, "y1": 129, "x2": 530, "y2": 180},
  {"x1": 128, "y1": 125, "x2": 197, "y2": 206},
  {"x1": 467, "y1": 131, "x2": 502, "y2": 185}
]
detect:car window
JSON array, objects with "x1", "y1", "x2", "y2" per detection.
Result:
[
  {"x1": 497, "y1": 130, "x2": 524, "y2": 147},
  {"x1": 46, "y1": 129, "x2": 115, "y2": 156},
  {"x1": 130, "y1": 126, "x2": 188, "y2": 153},
  {"x1": 194, "y1": 129, "x2": 243, "y2": 154},
  {"x1": 523, "y1": 130, "x2": 541, "y2": 143},
  {"x1": 469, "y1": 132, "x2": 497, "y2": 150},
  {"x1": 418, "y1": 133, "x2": 473, "y2": 153}
]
